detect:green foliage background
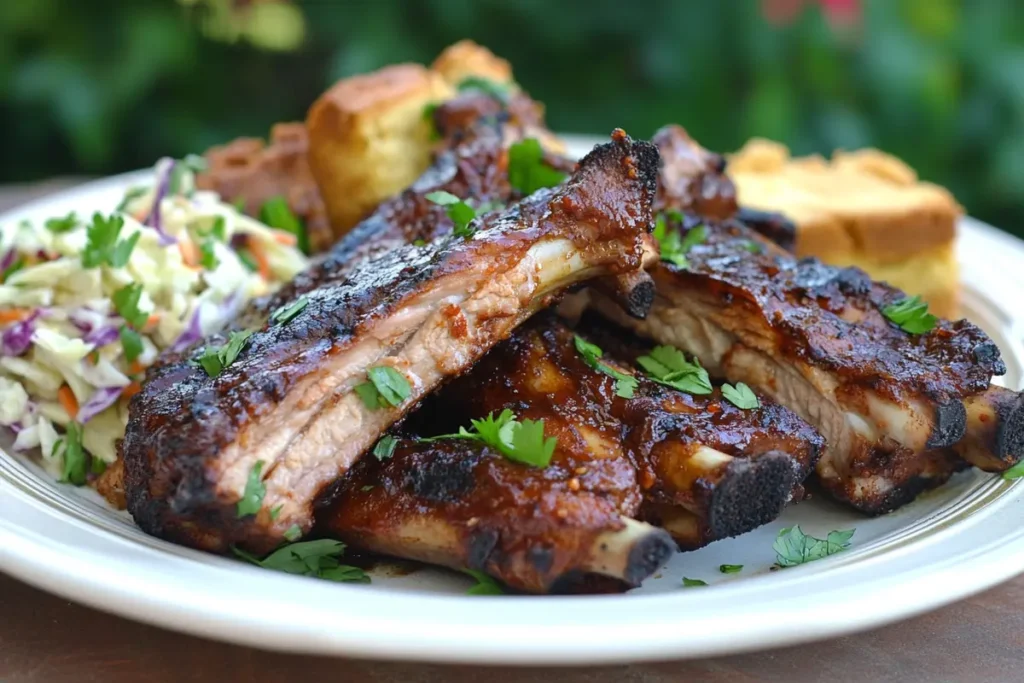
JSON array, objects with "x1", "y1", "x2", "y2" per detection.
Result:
[{"x1": 2, "y1": 0, "x2": 1023, "y2": 232}]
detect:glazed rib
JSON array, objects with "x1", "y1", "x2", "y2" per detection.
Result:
[{"x1": 122, "y1": 130, "x2": 660, "y2": 554}]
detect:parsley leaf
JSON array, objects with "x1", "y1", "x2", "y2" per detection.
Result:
[
  {"x1": 236, "y1": 460, "x2": 266, "y2": 518},
  {"x1": 1003, "y1": 460, "x2": 1024, "y2": 480},
  {"x1": 573, "y1": 335, "x2": 637, "y2": 398},
  {"x1": 507, "y1": 138, "x2": 567, "y2": 195},
  {"x1": 58, "y1": 422, "x2": 87, "y2": 486},
  {"x1": 356, "y1": 366, "x2": 411, "y2": 409},
  {"x1": 653, "y1": 214, "x2": 705, "y2": 269},
  {"x1": 45, "y1": 212, "x2": 78, "y2": 233},
  {"x1": 119, "y1": 325, "x2": 143, "y2": 363},
  {"x1": 773, "y1": 526, "x2": 855, "y2": 567},
  {"x1": 195, "y1": 330, "x2": 254, "y2": 378},
  {"x1": 636, "y1": 345, "x2": 712, "y2": 395},
  {"x1": 233, "y1": 539, "x2": 370, "y2": 583},
  {"x1": 270, "y1": 296, "x2": 308, "y2": 326},
  {"x1": 682, "y1": 577, "x2": 707, "y2": 587},
  {"x1": 882, "y1": 296, "x2": 938, "y2": 334},
  {"x1": 719, "y1": 564, "x2": 743, "y2": 574},
  {"x1": 196, "y1": 346, "x2": 223, "y2": 377},
  {"x1": 199, "y1": 238, "x2": 218, "y2": 270},
  {"x1": 420, "y1": 409, "x2": 557, "y2": 468},
  {"x1": 283, "y1": 524, "x2": 302, "y2": 542},
  {"x1": 426, "y1": 190, "x2": 480, "y2": 238},
  {"x1": 457, "y1": 76, "x2": 513, "y2": 102},
  {"x1": 373, "y1": 435, "x2": 398, "y2": 461},
  {"x1": 260, "y1": 196, "x2": 308, "y2": 254},
  {"x1": 83, "y1": 213, "x2": 138, "y2": 269},
  {"x1": 721, "y1": 382, "x2": 759, "y2": 410},
  {"x1": 112, "y1": 283, "x2": 149, "y2": 329},
  {"x1": 465, "y1": 569, "x2": 505, "y2": 595}
]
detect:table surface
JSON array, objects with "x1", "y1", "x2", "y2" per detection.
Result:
[{"x1": 2, "y1": 182, "x2": 1022, "y2": 683}]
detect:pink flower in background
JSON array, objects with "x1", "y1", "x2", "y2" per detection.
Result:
[{"x1": 763, "y1": 0, "x2": 861, "y2": 28}]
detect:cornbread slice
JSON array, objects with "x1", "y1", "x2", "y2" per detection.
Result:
[{"x1": 729, "y1": 139, "x2": 963, "y2": 318}]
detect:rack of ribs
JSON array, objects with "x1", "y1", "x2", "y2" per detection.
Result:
[
  {"x1": 318, "y1": 314, "x2": 822, "y2": 591},
  {"x1": 121, "y1": 128, "x2": 660, "y2": 555},
  {"x1": 587, "y1": 125, "x2": 1023, "y2": 513}
]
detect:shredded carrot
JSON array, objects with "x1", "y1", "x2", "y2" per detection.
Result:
[
  {"x1": 247, "y1": 239, "x2": 272, "y2": 281},
  {"x1": 121, "y1": 382, "x2": 142, "y2": 401},
  {"x1": 58, "y1": 385, "x2": 79, "y2": 420},
  {"x1": 129, "y1": 360, "x2": 145, "y2": 375},
  {"x1": 0, "y1": 309, "x2": 30, "y2": 324},
  {"x1": 146, "y1": 313, "x2": 160, "y2": 328},
  {"x1": 272, "y1": 231, "x2": 298, "y2": 247},
  {"x1": 178, "y1": 238, "x2": 199, "y2": 268}
]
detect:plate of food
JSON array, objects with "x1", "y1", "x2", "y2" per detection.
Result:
[{"x1": 3, "y1": 41, "x2": 1024, "y2": 665}]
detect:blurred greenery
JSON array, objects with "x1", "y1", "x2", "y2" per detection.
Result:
[{"x1": 2, "y1": 0, "x2": 1024, "y2": 232}]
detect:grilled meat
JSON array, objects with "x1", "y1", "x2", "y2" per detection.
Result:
[
  {"x1": 319, "y1": 315, "x2": 822, "y2": 591},
  {"x1": 122, "y1": 130, "x2": 660, "y2": 554}
]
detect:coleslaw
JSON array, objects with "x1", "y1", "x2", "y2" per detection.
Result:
[{"x1": 0, "y1": 157, "x2": 308, "y2": 482}]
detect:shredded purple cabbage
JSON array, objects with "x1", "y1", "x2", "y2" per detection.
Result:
[
  {"x1": 1, "y1": 311, "x2": 40, "y2": 356},
  {"x1": 76, "y1": 385, "x2": 126, "y2": 424},
  {"x1": 0, "y1": 249, "x2": 15, "y2": 272},
  {"x1": 84, "y1": 325, "x2": 121, "y2": 348},
  {"x1": 7, "y1": 421, "x2": 22, "y2": 434},
  {"x1": 145, "y1": 158, "x2": 178, "y2": 246},
  {"x1": 170, "y1": 305, "x2": 204, "y2": 352}
]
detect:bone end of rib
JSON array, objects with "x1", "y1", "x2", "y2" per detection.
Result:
[
  {"x1": 954, "y1": 385, "x2": 1024, "y2": 471},
  {"x1": 705, "y1": 452, "x2": 797, "y2": 540},
  {"x1": 594, "y1": 269, "x2": 656, "y2": 320},
  {"x1": 579, "y1": 517, "x2": 674, "y2": 587},
  {"x1": 926, "y1": 397, "x2": 968, "y2": 449}
]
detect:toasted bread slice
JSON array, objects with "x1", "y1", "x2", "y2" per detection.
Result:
[{"x1": 730, "y1": 139, "x2": 962, "y2": 317}]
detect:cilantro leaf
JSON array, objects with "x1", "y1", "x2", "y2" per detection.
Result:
[
  {"x1": 882, "y1": 296, "x2": 938, "y2": 334},
  {"x1": 572, "y1": 335, "x2": 637, "y2": 399},
  {"x1": 426, "y1": 191, "x2": 479, "y2": 238},
  {"x1": 1003, "y1": 460, "x2": 1024, "y2": 480},
  {"x1": 119, "y1": 325, "x2": 143, "y2": 363},
  {"x1": 773, "y1": 526, "x2": 855, "y2": 567},
  {"x1": 109, "y1": 231, "x2": 141, "y2": 268},
  {"x1": 260, "y1": 196, "x2": 308, "y2": 254},
  {"x1": 507, "y1": 138, "x2": 567, "y2": 195},
  {"x1": 719, "y1": 564, "x2": 743, "y2": 574},
  {"x1": 219, "y1": 330, "x2": 253, "y2": 368},
  {"x1": 233, "y1": 539, "x2": 370, "y2": 583},
  {"x1": 196, "y1": 346, "x2": 224, "y2": 377},
  {"x1": 682, "y1": 577, "x2": 707, "y2": 587},
  {"x1": 236, "y1": 460, "x2": 266, "y2": 518},
  {"x1": 507, "y1": 418, "x2": 558, "y2": 467},
  {"x1": 58, "y1": 422, "x2": 87, "y2": 486},
  {"x1": 112, "y1": 283, "x2": 149, "y2": 329},
  {"x1": 199, "y1": 238, "x2": 218, "y2": 270},
  {"x1": 653, "y1": 214, "x2": 704, "y2": 269},
  {"x1": 82, "y1": 213, "x2": 130, "y2": 268},
  {"x1": 283, "y1": 524, "x2": 302, "y2": 542},
  {"x1": 420, "y1": 409, "x2": 557, "y2": 468},
  {"x1": 373, "y1": 435, "x2": 398, "y2": 461},
  {"x1": 721, "y1": 382, "x2": 759, "y2": 410},
  {"x1": 465, "y1": 569, "x2": 505, "y2": 595},
  {"x1": 270, "y1": 296, "x2": 308, "y2": 326},
  {"x1": 365, "y1": 366, "x2": 411, "y2": 407},
  {"x1": 45, "y1": 212, "x2": 78, "y2": 233},
  {"x1": 636, "y1": 345, "x2": 712, "y2": 395},
  {"x1": 354, "y1": 382, "x2": 381, "y2": 410},
  {"x1": 205, "y1": 216, "x2": 227, "y2": 242}
]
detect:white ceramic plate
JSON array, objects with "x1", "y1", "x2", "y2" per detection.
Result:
[{"x1": 2, "y1": 140, "x2": 1024, "y2": 664}]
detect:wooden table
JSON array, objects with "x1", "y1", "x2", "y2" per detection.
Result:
[{"x1": 2, "y1": 182, "x2": 1022, "y2": 683}]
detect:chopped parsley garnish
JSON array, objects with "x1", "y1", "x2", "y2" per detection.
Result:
[
  {"x1": 116, "y1": 186, "x2": 148, "y2": 213},
  {"x1": 773, "y1": 526, "x2": 854, "y2": 567},
  {"x1": 426, "y1": 190, "x2": 480, "y2": 238},
  {"x1": 260, "y1": 196, "x2": 309, "y2": 254},
  {"x1": 236, "y1": 460, "x2": 266, "y2": 518},
  {"x1": 636, "y1": 345, "x2": 712, "y2": 395},
  {"x1": 195, "y1": 329, "x2": 254, "y2": 377},
  {"x1": 119, "y1": 325, "x2": 143, "y2": 363},
  {"x1": 507, "y1": 138, "x2": 567, "y2": 195},
  {"x1": 82, "y1": 213, "x2": 140, "y2": 269},
  {"x1": 269, "y1": 505, "x2": 283, "y2": 521},
  {"x1": 572, "y1": 335, "x2": 637, "y2": 398},
  {"x1": 199, "y1": 238, "x2": 218, "y2": 270},
  {"x1": 465, "y1": 569, "x2": 505, "y2": 595},
  {"x1": 233, "y1": 539, "x2": 370, "y2": 583},
  {"x1": 721, "y1": 382, "x2": 759, "y2": 410},
  {"x1": 355, "y1": 366, "x2": 411, "y2": 410},
  {"x1": 682, "y1": 577, "x2": 707, "y2": 587},
  {"x1": 419, "y1": 409, "x2": 557, "y2": 468},
  {"x1": 45, "y1": 212, "x2": 78, "y2": 233},
  {"x1": 283, "y1": 524, "x2": 302, "y2": 542},
  {"x1": 205, "y1": 216, "x2": 227, "y2": 242},
  {"x1": 882, "y1": 296, "x2": 938, "y2": 334},
  {"x1": 373, "y1": 435, "x2": 398, "y2": 461},
  {"x1": 270, "y1": 296, "x2": 308, "y2": 326},
  {"x1": 1003, "y1": 461, "x2": 1024, "y2": 481},
  {"x1": 457, "y1": 76, "x2": 513, "y2": 102},
  {"x1": 653, "y1": 214, "x2": 705, "y2": 269},
  {"x1": 719, "y1": 564, "x2": 743, "y2": 574},
  {"x1": 57, "y1": 422, "x2": 87, "y2": 486},
  {"x1": 112, "y1": 283, "x2": 149, "y2": 329}
]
